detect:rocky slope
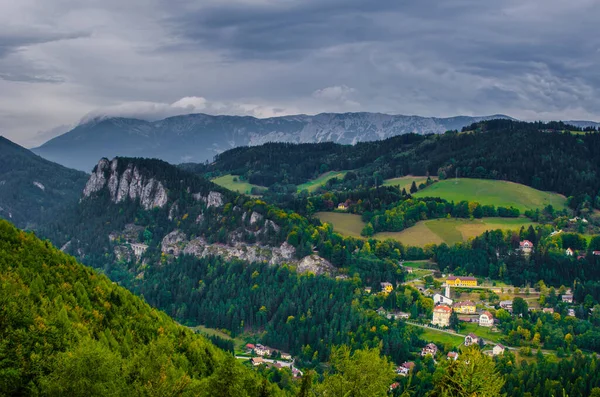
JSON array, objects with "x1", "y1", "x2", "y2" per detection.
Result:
[
  {"x1": 64, "y1": 157, "x2": 333, "y2": 277},
  {"x1": 33, "y1": 112, "x2": 513, "y2": 171}
]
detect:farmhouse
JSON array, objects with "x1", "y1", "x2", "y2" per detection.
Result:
[
  {"x1": 562, "y1": 294, "x2": 574, "y2": 303},
  {"x1": 245, "y1": 343, "x2": 256, "y2": 353},
  {"x1": 251, "y1": 357, "x2": 264, "y2": 366},
  {"x1": 380, "y1": 282, "x2": 394, "y2": 294},
  {"x1": 492, "y1": 344, "x2": 506, "y2": 356},
  {"x1": 519, "y1": 240, "x2": 534, "y2": 254},
  {"x1": 396, "y1": 361, "x2": 415, "y2": 376},
  {"x1": 432, "y1": 305, "x2": 452, "y2": 327},
  {"x1": 255, "y1": 344, "x2": 271, "y2": 356},
  {"x1": 453, "y1": 301, "x2": 476, "y2": 314},
  {"x1": 433, "y1": 293, "x2": 454, "y2": 306},
  {"x1": 446, "y1": 276, "x2": 477, "y2": 287},
  {"x1": 447, "y1": 352, "x2": 459, "y2": 361},
  {"x1": 464, "y1": 333, "x2": 480, "y2": 346},
  {"x1": 566, "y1": 248, "x2": 574, "y2": 256},
  {"x1": 388, "y1": 311, "x2": 410, "y2": 320},
  {"x1": 421, "y1": 343, "x2": 438, "y2": 357},
  {"x1": 479, "y1": 311, "x2": 494, "y2": 327}
]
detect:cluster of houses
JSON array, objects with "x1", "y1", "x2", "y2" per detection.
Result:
[
  {"x1": 431, "y1": 303, "x2": 495, "y2": 328},
  {"x1": 245, "y1": 343, "x2": 292, "y2": 361},
  {"x1": 520, "y1": 238, "x2": 600, "y2": 259}
]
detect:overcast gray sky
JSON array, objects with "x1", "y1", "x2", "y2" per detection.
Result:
[{"x1": 1, "y1": 0, "x2": 599, "y2": 147}]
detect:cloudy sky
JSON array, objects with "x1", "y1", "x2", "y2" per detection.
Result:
[{"x1": 1, "y1": 0, "x2": 599, "y2": 147}]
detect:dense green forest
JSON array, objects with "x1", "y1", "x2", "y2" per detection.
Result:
[
  {"x1": 191, "y1": 120, "x2": 600, "y2": 212},
  {"x1": 124, "y1": 254, "x2": 427, "y2": 365},
  {"x1": 0, "y1": 219, "x2": 289, "y2": 396},
  {"x1": 0, "y1": 136, "x2": 88, "y2": 229}
]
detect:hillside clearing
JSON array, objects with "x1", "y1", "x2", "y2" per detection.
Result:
[
  {"x1": 383, "y1": 176, "x2": 437, "y2": 192},
  {"x1": 315, "y1": 212, "x2": 365, "y2": 238},
  {"x1": 413, "y1": 178, "x2": 566, "y2": 212},
  {"x1": 211, "y1": 174, "x2": 267, "y2": 195},
  {"x1": 297, "y1": 171, "x2": 349, "y2": 193},
  {"x1": 315, "y1": 212, "x2": 537, "y2": 247}
]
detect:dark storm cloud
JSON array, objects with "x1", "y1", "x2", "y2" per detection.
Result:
[{"x1": 2, "y1": 0, "x2": 600, "y2": 147}]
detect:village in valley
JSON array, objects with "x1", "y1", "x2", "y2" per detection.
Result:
[{"x1": 369, "y1": 235, "x2": 590, "y2": 380}]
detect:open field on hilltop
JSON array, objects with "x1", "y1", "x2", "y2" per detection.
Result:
[
  {"x1": 316, "y1": 212, "x2": 537, "y2": 247},
  {"x1": 315, "y1": 212, "x2": 365, "y2": 238},
  {"x1": 383, "y1": 175, "x2": 437, "y2": 192},
  {"x1": 413, "y1": 178, "x2": 567, "y2": 212},
  {"x1": 211, "y1": 174, "x2": 267, "y2": 195},
  {"x1": 297, "y1": 171, "x2": 349, "y2": 193}
]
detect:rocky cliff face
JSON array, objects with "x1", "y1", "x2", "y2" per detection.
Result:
[
  {"x1": 158, "y1": 229, "x2": 330, "y2": 273},
  {"x1": 83, "y1": 158, "x2": 168, "y2": 210}
]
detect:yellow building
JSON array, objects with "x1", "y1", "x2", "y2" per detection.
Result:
[
  {"x1": 432, "y1": 305, "x2": 452, "y2": 327},
  {"x1": 380, "y1": 282, "x2": 394, "y2": 294},
  {"x1": 453, "y1": 301, "x2": 476, "y2": 314},
  {"x1": 446, "y1": 276, "x2": 477, "y2": 287}
]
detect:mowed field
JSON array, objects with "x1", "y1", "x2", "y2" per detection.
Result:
[
  {"x1": 211, "y1": 174, "x2": 266, "y2": 195},
  {"x1": 315, "y1": 212, "x2": 365, "y2": 238},
  {"x1": 315, "y1": 213, "x2": 536, "y2": 247},
  {"x1": 297, "y1": 171, "x2": 349, "y2": 193},
  {"x1": 413, "y1": 178, "x2": 566, "y2": 212},
  {"x1": 383, "y1": 176, "x2": 437, "y2": 192}
]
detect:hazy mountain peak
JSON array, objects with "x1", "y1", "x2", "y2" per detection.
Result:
[{"x1": 33, "y1": 112, "x2": 515, "y2": 171}]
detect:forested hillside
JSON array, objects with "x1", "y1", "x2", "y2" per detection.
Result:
[
  {"x1": 194, "y1": 120, "x2": 600, "y2": 210},
  {"x1": 0, "y1": 220, "x2": 286, "y2": 396},
  {"x1": 0, "y1": 136, "x2": 88, "y2": 229}
]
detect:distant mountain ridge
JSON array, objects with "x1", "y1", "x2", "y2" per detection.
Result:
[
  {"x1": 0, "y1": 136, "x2": 88, "y2": 229},
  {"x1": 32, "y1": 112, "x2": 515, "y2": 171}
]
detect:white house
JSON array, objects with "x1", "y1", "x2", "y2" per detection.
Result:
[
  {"x1": 479, "y1": 311, "x2": 494, "y2": 327},
  {"x1": 566, "y1": 248, "x2": 574, "y2": 256},
  {"x1": 421, "y1": 343, "x2": 438, "y2": 357},
  {"x1": 519, "y1": 240, "x2": 534, "y2": 254},
  {"x1": 255, "y1": 344, "x2": 271, "y2": 356},
  {"x1": 492, "y1": 344, "x2": 506, "y2": 356},
  {"x1": 562, "y1": 294, "x2": 574, "y2": 303},
  {"x1": 464, "y1": 333, "x2": 480, "y2": 347},
  {"x1": 433, "y1": 293, "x2": 454, "y2": 306}
]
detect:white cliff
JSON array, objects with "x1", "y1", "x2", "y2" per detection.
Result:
[{"x1": 83, "y1": 158, "x2": 168, "y2": 210}]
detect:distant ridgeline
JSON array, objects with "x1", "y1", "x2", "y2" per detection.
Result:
[
  {"x1": 0, "y1": 219, "x2": 285, "y2": 396},
  {"x1": 192, "y1": 119, "x2": 600, "y2": 210},
  {"x1": 0, "y1": 136, "x2": 88, "y2": 229}
]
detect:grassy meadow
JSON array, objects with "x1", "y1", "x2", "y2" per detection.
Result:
[
  {"x1": 315, "y1": 212, "x2": 537, "y2": 247},
  {"x1": 417, "y1": 328, "x2": 465, "y2": 347},
  {"x1": 211, "y1": 174, "x2": 267, "y2": 195},
  {"x1": 297, "y1": 171, "x2": 349, "y2": 193},
  {"x1": 315, "y1": 212, "x2": 365, "y2": 238},
  {"x1": 413, "y1": 178, "x2": 566, "y2": 212},
  {"x1": 383, "y1": 176, "x2": 437, "y2": 192}
]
